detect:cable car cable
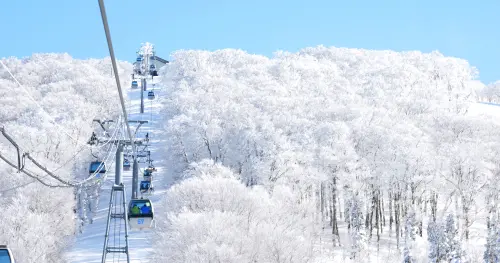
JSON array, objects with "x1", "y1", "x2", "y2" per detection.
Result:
[
  {"x1": 0, "y1": 120, "x2": 124, "y2": 187},
  {"x1": 97, "y1": 0, "x2": 137, "y2": 159},
  {"x1": 0, "y1": 153, "x2": 68, "y2": 188}
]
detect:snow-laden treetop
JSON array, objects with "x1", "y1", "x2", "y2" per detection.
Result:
[
  {"x1": 138, "y1": 42, "x2": 155, "y2": 56},
  {"x1": 160, "y1": 45, "x2": 488, "y2": 191}
]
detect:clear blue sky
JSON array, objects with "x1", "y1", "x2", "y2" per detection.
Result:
[{"x1": 1, "y1": 0, "x2": 498, "y2": 83}]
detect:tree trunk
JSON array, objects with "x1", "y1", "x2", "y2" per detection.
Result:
[
  {"x1": 430, "y1": 192, "x2": 438, "y2": 222},
  {"x1": 389, "y1": 191, "x2": 393, "y2": 233},
  {"x1": 375, "y1": 189, "x2": 381, "y2": 243},
  {"x1": 394, "y1": 191, "x2": 400, "y2": 249},
  {"x1": 331, "y1": 177, "x2": 340, "y2": 246}
]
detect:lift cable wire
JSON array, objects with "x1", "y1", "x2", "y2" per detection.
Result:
[
  {"x1": 0, "y1": 116, "x2": 123, "y2": 187},
  {"x1": 42, "y1": 114, "x2": 123, "y2": 176},
  {"x1": 0, "y1": 152, "x2": 67, "y2": 188},
  {"x1": 0, "y1": 179, "x2": 38, "y2": 194},
  {"x1": 97, "y1": 0, "x2": 137, "y2": 158},
  {"x1": 0, "y1": 119, "x2": 124, "y2": 188},
  {"x1": 84, "y1": 116, "x2": 123, "y2": 179},
  {"x1": 0, "y1": 60, "x2": 95, "y2": 150}
]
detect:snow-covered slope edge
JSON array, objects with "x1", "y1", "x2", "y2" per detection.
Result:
[
  {"x1": 153, "y1": 46, "x2": 500, "y2": 262},
  {"x1": 0, "y1": 53, "x2": 132, "y2": 263}
]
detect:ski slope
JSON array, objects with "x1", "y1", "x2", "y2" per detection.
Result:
[
  {"x1": 65, "y1": 75, "x2": 169, "y2": 263},
  {"x1": 471, "y1": 101, "x2": 500, "y2": 115},
  {"x1": 469, "y1": 102, "x2": 500, "y2": 125}
]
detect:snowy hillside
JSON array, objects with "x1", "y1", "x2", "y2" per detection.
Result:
[
  {"x1": 478, "y1": 81, "x2": 500, "y2": 103},
  {"x1": 2, "y1": 46, "x2": 500, "y2": 263},
  {"x1": 0, "y1": 54, "x2": 132, "y2": 263},
  {"x1": 152, "y1": 46, "x2": 500, "y2": 262},
  {"x1": 65, "y1": 72, "x2": 171, "y2": 263}
]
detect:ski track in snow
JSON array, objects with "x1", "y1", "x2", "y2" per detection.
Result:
[{"x1": 65, "y1": 76, "x2": 168, "y2": 263}]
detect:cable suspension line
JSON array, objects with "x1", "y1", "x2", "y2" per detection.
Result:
[
  {"x1": 0, "y1": 153, "x2": 68, "y2": 188},
  {"x1": 0, "y1": 119, "x2": 125, "y2": 188},
  {"x1": 97, "y1": 0, "x2": 137, "y2": 158}
]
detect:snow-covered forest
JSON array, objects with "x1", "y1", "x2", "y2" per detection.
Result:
[
  {"x1": 153, "y1": 46, "x2": 500, "y2": 262},
  {"x1": 3, "y1": 46, "x2": 500, "y2": 262},
  {"x1": 478, "y1": 81, "x2": 500, "y2": 103},
  {"x1": 0, "y1": 53, "x2": 131, "y2": 263}
]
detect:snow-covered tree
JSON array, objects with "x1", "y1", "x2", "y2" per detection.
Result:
[
  {"x1": 444, "y1": 214, "x2": 464, "y2": 262},
  {"x1": 484, "y1": 216, "x2": 500, "y2": 262},
  {"x1": 153, "y1": 160, "x2": 319, "y2": 262},
  {"x1": 403, "y1": 209, "x2": 417, "y2": 263},
  {"x1": 156, "y1": 46, "x2": 498, "y2": 262},
  {"x1": 0, "y1": 53, "x2": 132, "y2": 263}
]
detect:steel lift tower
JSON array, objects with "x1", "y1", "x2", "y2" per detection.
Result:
[{"x1": 101, "y1": 143, "x2": 130, "y2": 263}]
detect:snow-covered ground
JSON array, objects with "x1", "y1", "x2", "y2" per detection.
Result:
[
  {"x1": 470, "y1": 102, "x2": 500, "y2": 117},
  {"x1": 65, "y1": 75, "x2": 169, "y2": 263}
]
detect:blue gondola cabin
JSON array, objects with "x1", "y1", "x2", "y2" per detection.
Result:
[
  {"x1": 128, "y1": 198, "x2": 154, "y2": 229},
  {"x1": 140, "y1": 180, "x2": 153, "y2": 193},
  {"x1": 0, "y1": 245, "x2": 15, "y2": 263},
  {"x1": 89, "y1": 161, "x2": 106, "y2": 177},
  {"x1": 143, "y1": 170, "x2": 152, "y2": 181},
  {"x1": 123, "y1": 159, "x2": 131, "y2": 171}
]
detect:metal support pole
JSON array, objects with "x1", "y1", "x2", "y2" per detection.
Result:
[
  {"x1": 121, "y1": 185, "x2": 130, "y2": 263},
  {"x1": 101, "y1": 185, "x2": 130, "y2": 263},
  {"x1": 132, "y1": 158, "x2": 138, "y2": 199},
  {"x1": 101, "y1": 187, "x2": 114, "y2": 263},
  {"x1": 115, "y1": 144, "x2": 123, "y2": 185},
  {"x1": 0, "y1": 127, "x2": 22, "y2": 172},
  {"x1": 140, "y1": 79, "x2": 145, "y2": 114}
]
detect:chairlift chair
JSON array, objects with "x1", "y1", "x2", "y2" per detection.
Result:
[
  {"x1": 0, "y1": 245, "x2": 15, "y2": 263},
  {"x1": 128, "y1": 198, "x2": 154, "y2": 229},
  {"x1": 131, "y1": 80, "x2": 138, "y2": 89},
  {"x1": 89, "y1": 161, "x2": 106, "y2": 178}
]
